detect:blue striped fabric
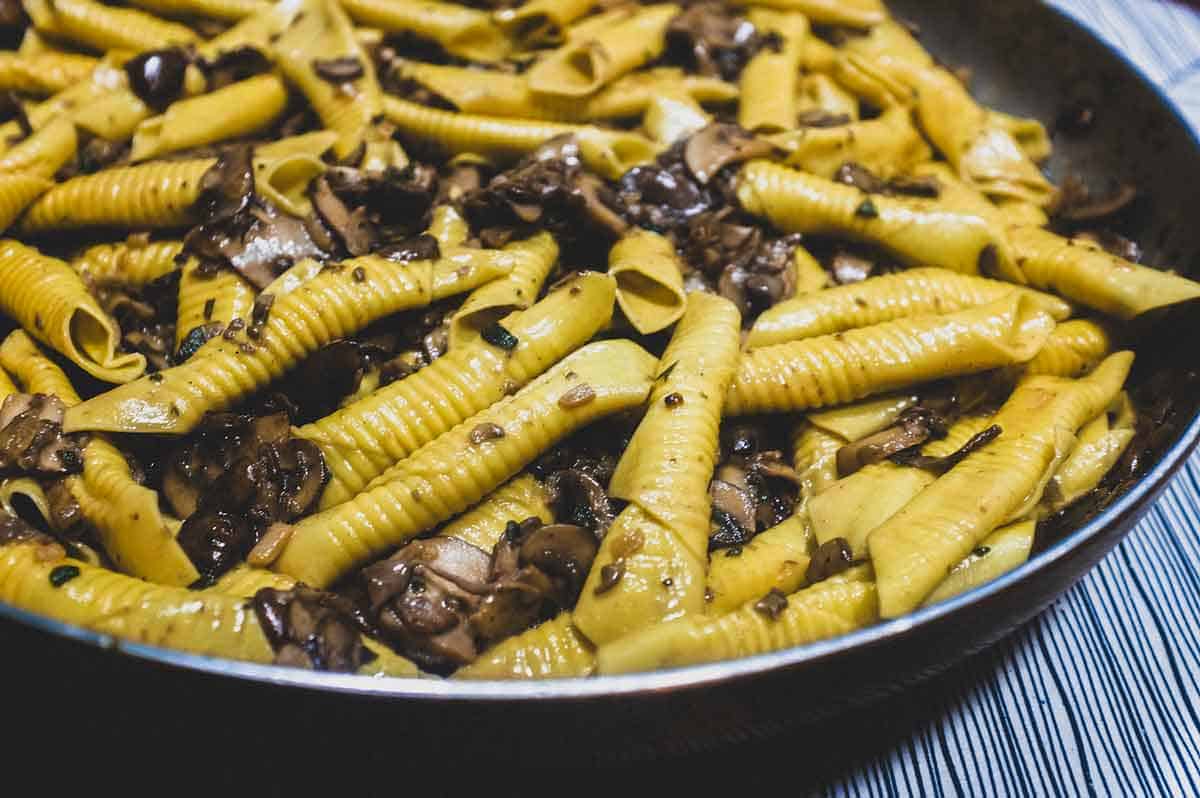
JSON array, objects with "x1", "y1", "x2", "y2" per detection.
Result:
[{"x1": 820, "y1": 3, "x2": 1200, "y2": 795}]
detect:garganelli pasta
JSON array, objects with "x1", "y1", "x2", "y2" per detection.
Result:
[{"x1": 0, "y1": 0, "x2": 1187, "y2": 681}]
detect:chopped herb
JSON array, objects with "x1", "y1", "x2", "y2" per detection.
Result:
[
  {"x1": 49, "y1": 564, "x2": 80, "y2": 587},
  {"x1": 855, "y1": 198, "x2": 879, "y2": 219},
  {"x1": 481, "y1": 322, "x2": 518, "y2": 350}
]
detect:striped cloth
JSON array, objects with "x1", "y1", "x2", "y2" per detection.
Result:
[{"x1": 807, "y1": 3, "x2": 1200, "y2": 795}]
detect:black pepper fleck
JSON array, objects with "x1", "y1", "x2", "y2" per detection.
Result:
[
  {"x1": 855, "y1": 198, "x2": 879, "y2": 219},
  {"x1": 664, "y1": 392, "x2": 684, "y2": 407},
  {"x1": 49, "y1": 564, "x2": 80, "y2": 587},
  {"x1": 481, "y1": 322, "x2": 518, "y2": 350}
]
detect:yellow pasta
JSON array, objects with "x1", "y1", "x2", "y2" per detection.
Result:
[
  {"x1": 273, "y1": 339, "x2": 659, "y2": 588},
  {"x1": 727, "y1": 294, "x2": 1055, "y2": 415},
  {"x1": 607, "y1": 228, "x2": 688, "y2": 336},
  {"x1": 768, "y1": 107, "x2": 932, "y2": 180},
  {"x1": 738, "y1": 9, "x2": 809, "y2": 133},
  {"x1": 19, "y1": 159, "x2": 213, "y2": 233},
  {"x1": 493, "y1": 0, "x2": 595, "y2": 46},
  {"x1": 1024, "y1": 319, "x2": 1113, "y2": 378},
  {"x1": 438, "y1": 475, "x2": 553, "y2": 553},
  {"x1": 792, "y1": 420, "x2": 842, "y2": 498},
  {"x1": 0, "y1": 173, "x2": 52, "y2": 232},
  {"x1": 274, "y1": 0, "x2": 382, "y2": 160},
  {"x1": 71, "y1": 239, "x2": 184, "y2": 288},
  {"x1": 0, "y1": 117, "x2": 77, "y2": 178},
  {"x1": 1008, "y1": 226, "x2": 1200, "y2": 319},
  {"x1": 733, "y1": 0, "x2": 887, "y2": 27},
  {"x1": 642, "y1": 91, "x2": 711, "y2": 146},
  {"x1": 921, "y1": 520, "x2": 1036, "y2": 607},
  {"x1": 455, "y1": 613, "x2": 595, "y2": 680},
  {"x1": 0, "y1": 51, "x2": 98, "y2": 96},
  {"x1": 64, "y1": 251, "x2": 511, "y2": 434},
  {"x1": 584, "y1": 68, "x2": 739, "y2": 120},
  {"x1": 705, "y1": 514, "x2": 812, "y2": 615},
  {"x1": 526, "y1": 4, "x2": 679, "y2": 98},
  {"x1": 130, "y1": 74, "x2": 290, "y2": 162},
  {"x1": 0, "y1": 240, "x2": 145, "y2": 383},
  {"x1": 381, "y1": 96, "x2": 660, "y2": 180},
  {"x1": 340, "y1": 0, "x2": 510, "y2": 62},
  {"x1": 197, "y1": 0, "x2": 301, "y2": 59},
  {"x1": 203, "y1": 566, "x2": 298, "y2": 598},
  {"x1": 128, "y1": 0, "x2": 267, "y2": 22},
  {"x1": 1037, "y1": 395, "x2": 1136, "y2": 518},
  {"x1": 574, "y1": 294, "x2": 742, "y2": 646},
  {"x1": 807, "y1": 393, "x2": 918, "y2": 442},
  {"x1": 737, "y1": 160, "x2": 1019, "y2": 279},
  {"x1": 747, "y1": 268, "x2": 1070, "y2": 348},
  {"x1": 0, "y1": 330, "x2": 199, "y2": 585},
  {"x1": 174, "y1": 261, "x2": 258, "y2": 354},
  {"x1": 869, "y1": 352, "x2": 1134, "y2": 617},
  {"x1": 25, "y1": 0, "x2": 198, "y2": 53},
  {"x1": 796, "y1": 73, "x2": 859, "y2": 122},
  {"x1": 597, "y1": 569, "x2": 879, "y2": 674},
  {"x1": 807, "y1": 414, "x2": 998, "y2": 557},
  {"x1": 448, "y1": 232, "x2": 559, "y2": 349},
  {"x1": 299, "y1": 270, "x2": 616, "y2": 508}
]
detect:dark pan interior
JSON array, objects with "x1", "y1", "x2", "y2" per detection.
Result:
[{"x1": 4, "y1": 0, "x2": 1200, "y2": 770}]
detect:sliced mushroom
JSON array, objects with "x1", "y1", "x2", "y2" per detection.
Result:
[
  {"x1": 252, "y1": 585, "x2": 377, "y2": 672},
  {"x1": 1054, "y1": 177, "x2": 1138, "y2": 222},
  {"x1": 310, "y1": 176, "x2": 377, "y2": 256},
  {"x1": 517, "y1": 522, "x2": 597, "y2": 597},
  {"x1": 312, "y1": 56, "x2": 365, "y2": 83},
  {"x1": 893, "y1": 424, "x2": 1003, "y2": 475},
  {"x1": 684, "y1": 123, "x2": 778, "y2": 184},
  {"x1": 830, "y1": 250, "x2": 876, "y2": 285},
  {"x1": 0, "y1": 394, "x2": 85, "y2": 475},
  {"x1": 545, "y1": 468, "x2": 614, "y2": 536},
  {"x1": 709, "y1": 478, "x2": 756, "y2": 536},
  {"x1": 376, "y1": 233, "x2": 440, "y2": 263},
  {"x1": 805, "y1": 538, "x2": 856, "y2": 584},
  {"x1": 836, "y1": 408, "x2": 946, "y2": 478},
  {"x1": 665, "y1": 1, "x2": 761, "y2": 80}
]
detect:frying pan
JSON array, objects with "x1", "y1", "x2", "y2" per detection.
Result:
[{"x1": 4, "y1": 0, "x2": 1200, "y2": 769}]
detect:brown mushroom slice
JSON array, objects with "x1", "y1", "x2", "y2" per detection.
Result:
[
  {"x1": 892, "y1": 424, "x2": 1003, "y2": 476},
  {"x1": 709, "y1": 478, "x2": 756, "y2": 536},
  {"x1": 363, "y1": 536, "x2": 494, "y2": 609},
  {"x1": 0, "y1": 394, "x2": 85, "y2": 475},
  {"x1": 309, "y1": 176, "x2": 376, "y2": 256},
  {"x1": 1055, "y1": 179, "x2": 1138, "y2": 223},
  {"x1": 836, "y1": 410, "x2": 945, "y2": 478},
  {"x1": 517, "y1": 522, "x2": 598, "y2": 597},
  {"x1": 684, "y1": 123, "x2": 778, "y2": 184},
  {"x1": 545, "y1": 468, "x2": 614, "y2": 537}
]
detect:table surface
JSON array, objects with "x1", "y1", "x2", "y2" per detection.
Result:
[{"x1": 686, "y1": 2, "x2": 1200, "y2": 793}]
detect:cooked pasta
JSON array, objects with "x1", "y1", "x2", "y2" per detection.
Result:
[{"x1": 0, "y1": 0, "x2": 1184, "y2": 682}]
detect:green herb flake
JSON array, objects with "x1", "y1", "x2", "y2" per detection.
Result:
[
  {"x1": 481, "y1": 322, "x2": 519, "y2": 351},
  {"x1": 49, "y1": 565, "x2": 81, "y2": 588},
  {"x1": 855, "y1": 198, "x2": 880, "y2": 219}
]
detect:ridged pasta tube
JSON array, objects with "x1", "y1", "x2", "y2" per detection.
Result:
[
  {"x1": 869, "y1": 352, "x2": 1134, "y2": 616},
  {"x1": 747, "y1": 268, "x2": 1070, "y2": 348},
  {"x1": 796, "y1": 73, "x2": 859, "y2": 122},
  {"x1": 275, "y1": 0, "x2": 381, "y2": 160},
  {"x1": 438, "y1": 475, "x2": 553, "y2": 553},
  {"x1": 526, "y1": 4, "x2": 679, "y2": 98},
  {"x1": 736, "y1": 160, "x2": 1017, "y2": 278},
  {"x1": 0, "y1": 51, "x2": 97, "y2": 95},
  {"x1": 574, "y1": 294, "x2": 742, "y2": 646},
  {"x1": 392, "y1": 59, "x2": 575, "y2": 122},
  {"x1": 19, "y1": 159, "x2": 213, "y2": 233},
  {"x1": 805, "y1": 393, "x2": 918, "y2": 442},
  {"x1": 381, "y1": 96, "x2": 660, "y2": 181},
  {"x1": 1024, "y1": 320, "x2": 1112, "y2": 378},
  {"x1": 738, "y1": 9, "x2": 808, "y2": 133},
  {"x1": 921, "y1": 521, "x2": 1036, "y2": 607},
  {"x1": 0, "y1": 117, "x2": 77, "y2": 178},
  {"x1": 448, "y1": 232, "x2": 559, "y2": 349},
  {"x1": 807, "y1": 414, "x2": 999, "y2": 558},
  {"x1": 25, "y1": 0, "x2": 198, "y2": 53},
  {"x1": 0, "y1": 542, "x2": 419, "y2": 675},
  {"x1": 1008, "y1": 226, "x2": 1200, "y2": 319},
  {"x1": 427, "y1": 205, "x2": 469, "y2": 250},
  {"x1": 727, "y1": 294, "x2": 1056, "y2": 415},
  {"x1": 732, "y1": 0, "x2": 886, "y2": 27},
  {"x1": 174, "y1": 261, "x2": 258, "y2": 352},
  {"x1": 768, "y1": 107, "x2": 931, "y2": 180},
  {"x1": 792, "y1": 421, "x2": 841, "y2": 498},
  {"x1": 130, "y1": 74, "x2": 289, "y2": 162},
  {"x1": 340, "y1": 0, "x2": 510, "y2": 62},
  {"x1": 0, "y1": 543, "x2": 268, "y2": 660},
  {"x1": 128, "y1": 0, "x2": 267, "y2": 22},
  {"x1": 0, "y1": 330, "x2": 199, "y2": 585},
  {"x1": 705, "y1": 514, "x2": 812, "y2": 616},
  {"x1": 455, "y1": 613, "x2": 595, "y2": 679},
  {"x1": 841, "y1": 22, "x2": 1055, "y2": 206},
  {"x1": 66, "y1": 252, "x2": 511, "y2": 434},
  {"x1": 596, "y1": 570, "x2": 879, "y2": 674},
  {"x1": 299, "y1": 271, "x2": 616, "y2": 508},
  {"x1": 71, "y1": 239, "x2": 183, "y2": 287},
  {"x1": 204, "y1": 566, "x2": 298, "y2": 598},
  {"x1": 197, "y1": 0, "x2": 300, "y2": 59},
  {"x1": 642, "y1": 92, "x2": 710, "y2": 146},
  {"x1": 1036, "y1": 395, "x2": 1136, "y2": 518},
  {"x1": 493, "y1": 0, "x2": 594, "y2": 46},
  {"x1": 607, "y1": 228, "x2": 687, "y2": 335},
  {"x1": 0, "y1": 173, "x2": 52, "y2": 232},
  {"x1": 274, "y1": 340, "x2": 659, "y2": 588},
  {"x1": 585, "y1": 68, "x2": 739, "y2": 120},
  {"x1": 0, "y1": 240, "x2": 145, "y2": 383}
]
